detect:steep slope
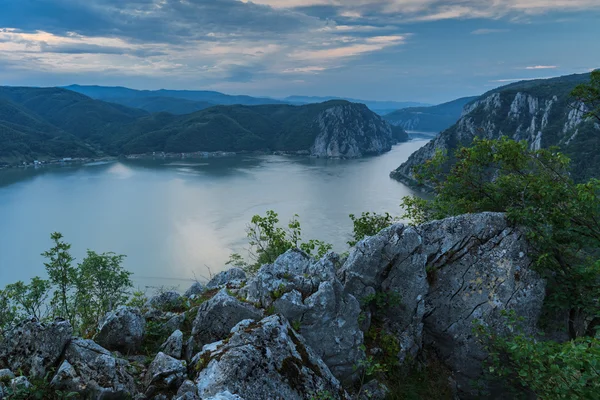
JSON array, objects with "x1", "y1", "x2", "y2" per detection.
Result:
[
  {"x1": 65, "y1": 85, "x2": 285, "y2": 107},
  {"x1": 0, "y1": 98, "x2": 95, "y2": 164},
  {"x1": 383, "y1": 96, "x2": 479, "y2": 133},
  {"x1": 391, "y1": 74, "x2": 600, "y2": 183}
]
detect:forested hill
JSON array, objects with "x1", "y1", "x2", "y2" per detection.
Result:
[
  {"x1": 383, "y1": 96, "x2": 479, "y2": 133},
  {"x1": 391, "y1": 73, "x2": 600, "y2": 183},
  {"x1": 0, "y1": 87, "x2": 406, "y2": 165}
]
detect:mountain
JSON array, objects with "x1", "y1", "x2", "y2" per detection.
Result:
[
  {"x1": 97, "y1": 96, "x2": 215, "y2": 115},
  {"x1": 65, "y1": 85, "x2": 286, "y2": 108},
  {"x1": 391, "y1": 73, "x2": 600, "y2": 184},
  {"x1": 383, "y1": 96, "x2": 479, "y2": 133},
  {"x1": 119, "y1": 101, "x2": 405, "y2": 157},
  {"x1": 285, "y1": 96, "x2": 430, "y2": 115},
  {"x1": 0, "y1": 87, "x2": 406, "y2": 165}
]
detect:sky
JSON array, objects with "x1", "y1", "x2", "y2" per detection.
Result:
[{"x1": 0, "y1": 0, "x2": 599, "y2": 104}]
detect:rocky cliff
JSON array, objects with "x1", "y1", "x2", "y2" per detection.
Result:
[
  {"x1": 0, "y1": 213, "x2": 545, "y2": 399},
  {"x1": 391, "y1": 73, "x2": 600, "y2": 184},
  {"x1": 310, "y1": 102, "x2": 403, "y2": 158}
]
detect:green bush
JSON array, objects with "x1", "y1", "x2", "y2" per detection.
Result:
[{"x1": 348, "y1": 212, "x2": 395, "y2": 246}]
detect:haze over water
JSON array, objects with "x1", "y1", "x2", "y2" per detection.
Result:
[{"x1": 0, "y1": 140, "x2": 427, "y2": 291}]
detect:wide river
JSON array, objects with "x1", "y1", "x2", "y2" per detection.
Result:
[{"x1": 0, "y1": 140, "x2": 427, "y2": 291}]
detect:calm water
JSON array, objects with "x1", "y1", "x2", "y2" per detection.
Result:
[{"x1": 0, "y1": 140, "x2": 427, "y2": 291}]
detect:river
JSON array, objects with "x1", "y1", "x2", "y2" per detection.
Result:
[{"x1": 0, "y1": 140, "x2": 428, "y2": 291}]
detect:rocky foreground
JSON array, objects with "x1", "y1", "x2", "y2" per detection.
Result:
[{"x1": 0, "y1": 213, "x2": 546, "y2": 399}]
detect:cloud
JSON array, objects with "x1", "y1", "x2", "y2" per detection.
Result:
[
  {"x1": 471, "y1": 29, "x2": 509, "y2": 35},
  {"x1": 525, "y1": 65, "x2": 557, "y2": 69},
  {"x1": 491, "y1": 76, "x2": 557, "y2": 82}
]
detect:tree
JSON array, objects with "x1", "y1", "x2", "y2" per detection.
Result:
[
  {"x1": 229, "y1": 211, "x2": 332, "y2": 274},
  {"x1": 4, "y1": 277, "x2": 51, "y2": 321},
  {"x1": 402, "y1": 137, "x2": 600, "y2": 338},
  {"x1": 572, "y1": 69, "x2": 600, "y2": 123},
  {"x1": 75, "y1": 251, "x2": 132, "y2": 335},
  {"x1": 42, "y1": 232, "x2": 77, "y2": 323},
  {"x1": 348, "y1": 212, "x2": 395, "y2": 246}
]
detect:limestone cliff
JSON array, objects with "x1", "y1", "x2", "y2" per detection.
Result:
[
  {"x1": 391, "y1": 73, "x2": 600, "y2": 184},
  {"x1": 310, "y1": 102, "x2": 405, "y2": 158}
]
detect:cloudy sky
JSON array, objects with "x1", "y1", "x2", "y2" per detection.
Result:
[{"x1": 0, "y1": 0, "x2": 599, "y2": 103}]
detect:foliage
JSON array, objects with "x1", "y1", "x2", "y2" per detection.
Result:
[
  {"x1": 1, "y1": 233, "x2": 133, "y2": 337},
  {"x1": 2, "y1": 373, "x2": 79, "y2": 399},
  {"x1": 572, "y1": 69, "x2": 600, "y2": 123},
  {"x1": 474, "y1": 311, "x2": 600, "y2": 399},
  {"x1": 42, "y1": 232, "x2": 77, "y2": 325},
  {"x1": 229, "y1": 210, "x2": 332, "y2": 274},
  {"x1": 384, "y1": 356, "x2": 453, "y2": 400},
  {"x1": 361, "y1": 291, "x2": 402, "y2": 313},
  {"x1": 348, "y1": 212, "x2": 395, "y2": 246},
  {"x1": 402, "y1": 137, "x2": 600, "y2": 338},
  {"x1": 3, "y1": 277, "x2": 51, "y2": 321},
  {"x1": 74, "y1": 250, "x2": 132, "y2": 336},
  {"x1": 0, "y1": 288, "x2": 18, "y2": 338}
]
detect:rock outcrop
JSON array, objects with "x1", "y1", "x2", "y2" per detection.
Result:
[
  {"x1": 240, "y1": 250, "x2": 364, "y2": 383},
  {"x1": 95, "y1": 306, "x2": 145, "y2": 354},
  {"x1": 0, "y1": 318, "x2": 72, "y2": 379},
  {"x1": 58, "y1": 338, "x2": 136, "y2": 398},
  {"x1": 192, "y1": 315, "x2": 349, "y2": 400},
  {"x1": 340, "y1": 212, "x2": 545, "y2": 397},
  {"x1": 391, "y1": 73, "x2": 600, "y2": 184},
  {"x1": 310, "y1": 102, "x2": 400, "y2": 158},
  {"x1": 0, "y1": 212, "x2": 548, "y2": 399},
  {"x1": 206, "y1": 268, "x2": 247, "y2": 289},
  {"x1": 191, "y1": 290, "x2": 263, "y2": 348}
]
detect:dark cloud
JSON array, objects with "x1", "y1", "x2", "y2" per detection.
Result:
[{"x1": 0, "y1": 0, "x2": 323, "y2": 44}]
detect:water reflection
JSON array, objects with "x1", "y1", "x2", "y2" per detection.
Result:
[{"x1": 0, "y1": 141, "x2": 428, "y2": 291}]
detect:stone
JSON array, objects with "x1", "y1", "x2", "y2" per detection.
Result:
[
  {"x1": 358, "y1": 380, "x2": 389, "y2": 400},
  {"x1": 204, "y1": 392, "x2": 245, "y2": 400},
  {"x1": 0, "y1": 318, "x2": 72, "y2": 379},
  {"x1": 10, "y1": 376, "x2": 31, "y2": 391},
  {"x1": 191, "y1": 289, "x2": 262, "y2": 348},
  {"x1": 241, "y1": 250, "x2": 364, "y2": 384},
  {"x1": 193, "y1": 315, "x2": 349, "y2": 400},
  {"x1": 145, "y1": 352, "x2": 187, "y2": 392},
  {"x1": 184, "y1": 282, "x2": 206, "y2": 298},
  {"x1": 339, "y1": 223, "x2": 428, "y2": 364},
  {"x1": 176, "y1": 380, "x2": 199, "y2": 397},
  {"x1": 0, "y1": 370, "x2": 14, "y2": 384},
  {"x1": 55, "y1": 338, "x2": 136, "y2": 398},
  {"x1": 95, "y1": 306, "x2": 145, "y2": 354},
  {"x1": 160, "y1": 329, "x2": 184, "y2": 359},
  {"x1": 206, "y1": 268, "x2": 247, "y2": 289},
  {"x1": 419, "y1": 213, "x2": 546, "y2": 397},
  {"x1": 147, "y1": 291, "x2": 183, "y2": 311}
]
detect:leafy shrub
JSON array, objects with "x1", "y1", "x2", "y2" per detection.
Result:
[
  {"x1": 228, "y1": 210, "x2": 332, "y2": 274},
  {"x1": 348, "y1": 212, "x2": 395, "y2": 246}
]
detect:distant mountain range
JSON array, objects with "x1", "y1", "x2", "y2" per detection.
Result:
[
  {"x1": 383, "y1": 96, "x2": 479, "y2": 133},
  {"x1": 64, "y1": 85, "x2": 428, "y2": 116},
  {"x1": 0, "y1": 86, "x2": 406, "y2": 165},
  {"x1": 391, "y1": 73, "x2": 600, "y2": 184}
]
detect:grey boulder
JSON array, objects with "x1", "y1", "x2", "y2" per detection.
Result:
[
  {"x1": 54, "y1": 338, "x2": 136, "y2": 398},
  {"x1": 184, "y1": 282, "x2": 206, "y2": 298},
  {"x1": 0, "y1": 318, "x2": 72, "y2": 379},
  {"x1": 241, "y1": 250, "x2": 364, "y2": 384},
  {"x1": 160, "y1": 329, "x2": 184, "y2": 359},
  {"x1": 147, "y1": 291, "x2": 183, "y2": 311},
  {"x1": 145, "y1": 352, "x2": 187, "y2": 393},
  {"x1": 419, "y1": 212, "x2": 546, "y2": 397},
  {"x1": 95, "y1": 306, "x2": 145, "y2": 354},
  {"x1": 207, "y1": 268, "x2": 247, "y2": 289},
  {"x1": 193, "y1": 315, "x2": 348, "y2": 400},
  {"x1": 191, "y1": 289, "x2": 262, "y2": 348}
]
